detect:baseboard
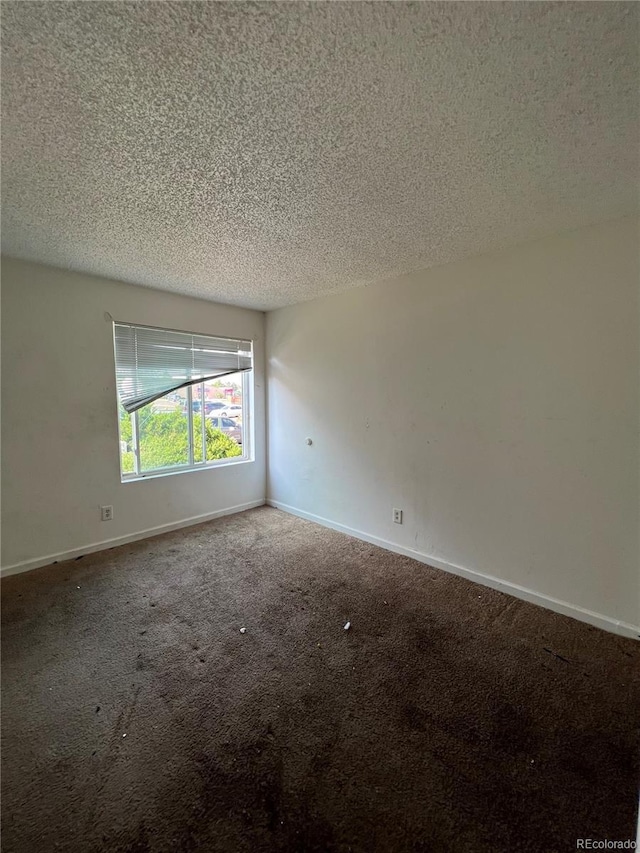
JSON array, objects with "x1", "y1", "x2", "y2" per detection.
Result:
[
  {"x1": 267, "y1": 499, "x2": 640, "y2": 640},
  {"x1": 1, "y1": 499, "x2": 266, "y2": 578}
]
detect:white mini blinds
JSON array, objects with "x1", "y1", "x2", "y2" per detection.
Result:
[{"x1": 114, "y1": 323, "x2": 253, "y2": 413}]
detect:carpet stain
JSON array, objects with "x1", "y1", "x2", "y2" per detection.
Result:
[{"x1": 1, "y1": 507, "x2": 638, "y2": 853}]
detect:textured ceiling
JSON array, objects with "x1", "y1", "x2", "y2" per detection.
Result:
[{"x1": 2, "y1": 2, "x2": 639, "y2": 310}]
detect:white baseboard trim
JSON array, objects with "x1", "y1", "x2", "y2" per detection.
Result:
[
  {"x1": 267, "y1": 499, "x2": 640, "y2": 640},
  {"x1": 1, "y1": 499, "x2": 266, "y2": 579}
]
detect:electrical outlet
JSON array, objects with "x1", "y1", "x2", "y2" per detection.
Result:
[
  {"x1": 393, "y1": 508, "x2": 403, "y2": 524},
  {"x1": 101, "y1": 505, "x2": 113, "y2": 522}
]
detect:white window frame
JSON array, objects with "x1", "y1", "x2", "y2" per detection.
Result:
[{"x1": 118, "y1": 349, "x2": 253, "y2": 483}]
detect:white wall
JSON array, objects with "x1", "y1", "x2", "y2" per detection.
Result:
[
  {"x1": 1, "y1": 258, "x2": 266, "y2": 572},
  {"x1": 267, "y1": 218, "x2": 640, "y2": 634}
]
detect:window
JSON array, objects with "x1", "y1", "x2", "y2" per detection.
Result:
[{"x1": 114, "y1": 323, "x2": 253, "y2": 480}]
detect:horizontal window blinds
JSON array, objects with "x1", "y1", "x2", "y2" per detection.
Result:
[{"x1": 114, "y1": 323, "x2": 252, "y2": 413}]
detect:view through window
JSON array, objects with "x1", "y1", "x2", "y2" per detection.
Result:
[{"x1": 119, "y1": 373, "x2": 248, "y2": 478}]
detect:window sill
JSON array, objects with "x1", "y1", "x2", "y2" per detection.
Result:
[{"x1": 121, "y1": 455, "x2": 254, "y2": 484}]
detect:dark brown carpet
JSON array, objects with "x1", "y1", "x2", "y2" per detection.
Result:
[{"x1": 2, "y1": 506, "x2": 638, "y2": 853}]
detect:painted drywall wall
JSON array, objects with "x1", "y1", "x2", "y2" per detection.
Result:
[
  {"x1": 1, "y1": 258, "x2": 266, "y2": 572},
  {"x1": 267, "y1": 217, "x2": 640, "y2": 632}
]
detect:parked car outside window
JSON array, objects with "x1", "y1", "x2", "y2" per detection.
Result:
[
  {"x1": 205, "y1": 400, "x2": 227, "y2": 415},
  {"x1": 219, "y1": 404, "x2": 243, "y2": 420},
  {"x1": 208, "y1": 415, "x2": 242, "y2": 444}
]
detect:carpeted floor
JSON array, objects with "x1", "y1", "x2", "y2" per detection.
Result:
[{"x1": 1, "y1": 506, "x2": 638, "y2": 853}]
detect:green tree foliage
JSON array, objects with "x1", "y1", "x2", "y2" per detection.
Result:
[
  {"x1": 121, "y1": 451, "x2": 135, "y2": 474},
  {"x1": 139, "y1": 408, "x2": 189, "y2": 469},
  {"x1": 192, "y1": 415, "x2": 242, "y2": 462},
  {"x1": 206, "y1": 421, "x2": 242, "y2": 460},
  {"x1": 119, "y1": 406, "x2": 241, "y2": 474},
  {"x1": 118, "y1": 407, "x2": 135, "y2": 473}
]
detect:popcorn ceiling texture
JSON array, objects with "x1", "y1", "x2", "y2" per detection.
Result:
[{"x1": 2, "y1": 2, "x2": 638, "y2": 310}]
